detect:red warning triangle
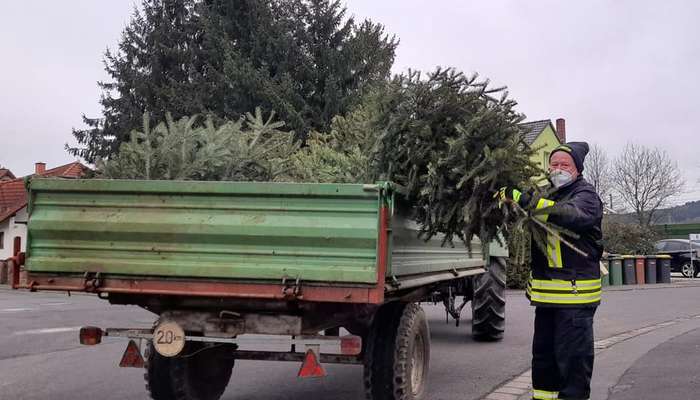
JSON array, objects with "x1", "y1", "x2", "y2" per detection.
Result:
[
  {"x1": 119, "y1": 340, "x2": 145, "y2": 368},
  {"x1": 297, "y1": 349, "x2": 326, "y2": 378}
]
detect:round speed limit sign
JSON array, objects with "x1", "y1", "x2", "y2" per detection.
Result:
[{"x1": 153, "y1": 321, "x2": 186, "y2": 357}]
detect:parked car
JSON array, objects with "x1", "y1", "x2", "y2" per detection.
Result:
[{"x1": 654, "y1": 239, "x2": 700, "y2": 278}]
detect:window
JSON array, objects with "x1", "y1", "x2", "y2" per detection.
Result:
[
  {"x1": 654, "y1": 241, "x2": 667, "y2": 251},
  {"x1": 0, "y1": 232, "x2": 3, "y2": 249},
  {"x1": 665, "y1": 241, "x2": 686, "y2": 252}
]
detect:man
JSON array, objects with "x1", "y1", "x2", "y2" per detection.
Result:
[{"x1": 499, "y1": 142, "x2": 604, "y2": 400}]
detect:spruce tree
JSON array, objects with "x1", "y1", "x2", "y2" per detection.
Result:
[
  {"x1": 372, "y1": 68, "x2": 541, "y2": 247},
  {"x1": 290, "y1": 68, "x2": 546, "y2": 249},
  {"x1": 70, "y1": 0, "x2": 397, "y2": 162},
  {"x1": 71, "y1": 0, "x2": 200, "y2": 163},
  {"x1": 98, "y1": 109, "x2": 297, "y2": 182}
]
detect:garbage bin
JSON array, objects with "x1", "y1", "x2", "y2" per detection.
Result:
[
  {"x1": 657, "y1": 255, "x2": 672, "y2": 283},
  {"x1": 622, "y1": 256, "x2": 636, "y2": 285},
  {"x1": 645, "y1": 255, "x2": 658, "y2": 284},
  {"x1": 635, "y1": 256, "x2": 646, "y2": 284},
  {"x1": 610, "y1": 256, "x2": 623, "y2": 286},
  {"x1": 0, "y1": 260, "x2": 7, "y2": 284},
  {"x1": 601, "y1": 258, "x2": 610, "y2": 287}
]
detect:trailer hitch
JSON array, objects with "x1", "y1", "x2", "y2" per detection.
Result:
[
  {"x1": 83, "y1": 272, "x2": 102, "y2": 292},
  {"x1": 443, "y1": 286, "x2": 468, "y2": 327},
  {"x1": 281, "y1": 275, "x2": 302, "y2": 298}
]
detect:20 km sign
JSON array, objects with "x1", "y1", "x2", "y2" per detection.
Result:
[{"x1": 153, "y1": 321, "x2": 186, "y2": 357}]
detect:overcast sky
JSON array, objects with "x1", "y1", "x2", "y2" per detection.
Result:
[{"x1": 1, "y1": 0, "x2": 699, "y2": 203}]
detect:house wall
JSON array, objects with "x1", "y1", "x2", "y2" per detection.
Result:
[
  {"x1": 529, "y1": 125, "x2": 561, "y2": 172},
  {"x1": 529, "y1": 125, "x2": 562, "y2": 185},
  {"x1": 0, "y1": 207, "x2": 28, "y2": 260}
]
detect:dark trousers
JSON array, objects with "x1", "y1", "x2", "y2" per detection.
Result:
[{"x1": 532, "y1": 307, "x2": 596, "y2": 400}]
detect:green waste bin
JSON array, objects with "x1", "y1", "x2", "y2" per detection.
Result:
[
  {"x1": 610, "y1": 257, "x2": 623, "y2": 286},
  {"x1": 622, "y1": 256, "x2": 636, "y2": 285},
  {"x1": 601, "y1": 258, "x2": 610, "y2": 287},
  {"x1": 657, "y1": 255, "x2": 672, "y2": 283},
  {"x1": 645, "y1": 256, "x2": 658, "y2": 284}
]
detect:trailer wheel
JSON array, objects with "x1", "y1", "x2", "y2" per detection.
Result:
[
  {"x1": 144, "y1": 341, "x2": 175, "y2": 400},
  {"x1": 471, "y1": 256, "x2": 506, "y2": 341},
  {"x1": 170, "y1": 342, "x2": 235, "y2": 400},
  {"x1": 363, "y1": 302, "x2": 430, "y2": 400}
]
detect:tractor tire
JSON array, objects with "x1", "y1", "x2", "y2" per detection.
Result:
[
  {"x1": 170, "y1": 342, "x2": 235, "y2": 400},
  {"x1": 471, "y1": 256, "x2": 506, "y2": 342},
  {"x1": 144, "y1": 341, "x2": 175, "y2": 400},
  {"x1": 363, "y1": 302, "x2": 430, "y2": 400}
]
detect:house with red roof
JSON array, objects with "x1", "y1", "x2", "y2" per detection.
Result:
[
  {"x1": 0, "y1": 162, "x2": 87, "y2": 259},
  {"x1": 0, "y1": 168, "x2": 16, "y2": 182}
]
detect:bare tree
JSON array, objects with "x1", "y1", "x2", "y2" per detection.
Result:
[
  {"x1": 583, "y1": 143, "x2": 612, "y2": 203},
  {"x1": 611, "y1": 143, "x2": 684, "y2": 226}
]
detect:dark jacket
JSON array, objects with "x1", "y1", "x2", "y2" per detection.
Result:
[{"x1": 527, "y1": 177, "x2": 604, "y2": 307}]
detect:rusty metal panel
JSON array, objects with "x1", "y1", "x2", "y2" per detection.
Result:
[
  {"x1": 18, "y1": 275, "x2": 379, "y2": 303},
  {"x1": 26, "y1": 179, "x2": 382, "y2": 284}
]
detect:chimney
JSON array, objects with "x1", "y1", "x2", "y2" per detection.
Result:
[
  {"x1": 35, "y1": 162, "x2": 46, "y2": 174},
  {"x1": 555, "y1": 118, "x2": 566, "y2": 143}
]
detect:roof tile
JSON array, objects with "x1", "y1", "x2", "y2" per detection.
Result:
[
  {"x1": 519, "y1": 120, "x2": 553, "y2": 145},
  {"x1": 0, "y1": 162, "x2": 88, "y2": 222}
]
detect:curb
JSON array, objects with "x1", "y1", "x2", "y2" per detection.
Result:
[
  {"x1": 506, "y1": 280, "x2": 700, "y2": 295},
  {"x1": 603, "y1": 280, "x2": 700, "y2": 291},
  {"x1": 482, "y1": 313, "x2": 700, "y2": 400}
]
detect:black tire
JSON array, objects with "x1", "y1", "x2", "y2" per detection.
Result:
[
  {"x1": 471, "y1": 256, "x2": 506, "y2": 342},
  {"x1": 170, "y1": 342, "x2": 235, "y2": 400},
  {"x1": 681, "y1": 262, "x2": 696, "y2": 278},
  {"x1": 144, "y1": 341, "x2": 175, "y2": 400},
  {"x1": 363, "y1": 302, "x2": 430, "y2": 400}
]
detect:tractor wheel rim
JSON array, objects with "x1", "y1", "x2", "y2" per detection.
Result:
[{"x1": 410, "y1": 333, "x2": 425, "y2": 395}]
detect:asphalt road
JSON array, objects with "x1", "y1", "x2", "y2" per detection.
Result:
[
  {"x1": 1, "y1": 279, "x2": 700, "y2": 400},
  {"x1": 607, "y1": 327, "x2": 700, "y2": 400}
]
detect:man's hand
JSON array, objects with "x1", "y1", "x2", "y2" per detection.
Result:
[{"x1": 495, "y1": 186, "x2": 532, "y2": 208}]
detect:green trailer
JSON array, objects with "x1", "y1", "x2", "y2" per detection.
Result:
[{"x1": 16, "y1": 178, "x2": 508, "y2": 400}]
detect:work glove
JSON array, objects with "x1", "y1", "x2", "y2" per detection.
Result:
[{"x1": 495, "y1": 186, "x2": 532, "y2": 208}]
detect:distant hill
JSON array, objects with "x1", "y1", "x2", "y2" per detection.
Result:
[
  {"x1": 607, "y1": 200, "x2": 700, "y2": 225},
  {"x1": 654, "y1": 200, "x2": 700, "y2": 224}
]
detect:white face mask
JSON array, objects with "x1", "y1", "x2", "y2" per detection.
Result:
[{"x1": 550, "y1": 170, "x2": 574, "y2": 188}]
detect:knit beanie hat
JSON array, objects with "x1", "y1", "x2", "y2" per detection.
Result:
[{"x1": 549, "y1": 142, "x2": 589, "y2": 173}]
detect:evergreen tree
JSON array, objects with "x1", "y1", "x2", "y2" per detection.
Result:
[
  {"x1": 98, "y1": 109, "x2": 297, "y2": 181},
  {"x1": 372, "y1": 68, "x2": 541, "y2": 247},
  {"x1": 70, "y1": 0, "x2": 397, "y2": 163},
  {"x1": 72, "y1": 0, "x2": 200, "y2": 163},
  {"x1": 289, "y1": 88, "x2": 383, "y2": 183},
  {"x1": 293, "y1": 67, "x2": 546, "y2": 249}
]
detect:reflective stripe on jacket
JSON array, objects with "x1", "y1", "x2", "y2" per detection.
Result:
[{"x1": 529, "y1": 177, "x2": 604, "y2": 307}]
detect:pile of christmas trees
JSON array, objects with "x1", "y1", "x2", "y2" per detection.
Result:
[
  {"x1": 99, "y1": 67, "x2": 541, "y2": 247},
  {"x1": 292, "y1": 68, "x2": 541, "y2": 246}
]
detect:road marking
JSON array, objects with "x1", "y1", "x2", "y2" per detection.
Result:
[
  {"x1": 0, "y1": 303, "x2": 70, "y2": 313},
  {"x1": 13, "y1": 326, "x2": 82, "y2": 335},
  {"x1": 484, "y1": 313, "x2": 700, "y2": 400},
  {"x1": 0, "y1": 308, "x2": 37, "y2": 313}
]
